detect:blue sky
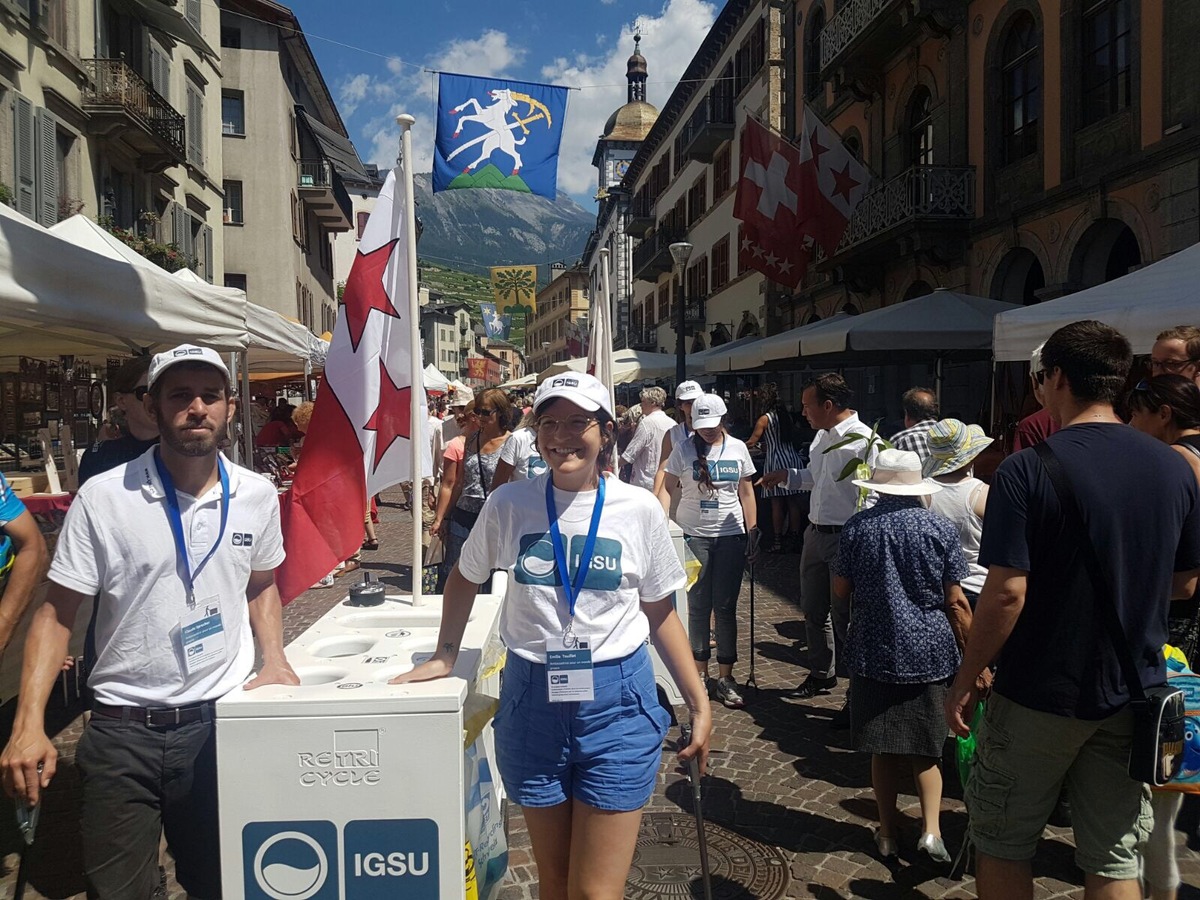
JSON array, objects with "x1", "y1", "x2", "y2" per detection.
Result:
[{"x1": 284, "y1": 0, "x2": 717, "y2": 207}]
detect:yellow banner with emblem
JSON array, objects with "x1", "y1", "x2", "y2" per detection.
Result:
[{"x1": 490, "y1": 265, "x2": 538, "y2": 314}]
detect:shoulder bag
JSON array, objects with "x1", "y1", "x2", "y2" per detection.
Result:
[{"x1": 1033, "y1": 442, "x2": 1185, "y2": 786}]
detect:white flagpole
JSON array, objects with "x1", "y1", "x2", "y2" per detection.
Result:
[
  {"x1": 597, "y1": 248, "x2": 615, "y2": 411},
  {"x1": 397, "y1": 114, "x2": 425, "y2": 606}
]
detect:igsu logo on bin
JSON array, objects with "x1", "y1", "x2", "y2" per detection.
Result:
[
  {"x1": 345, "y1": 818, "x2": 439, "y2": 899},
  {"x1": 514, "y1": 533, "x2": 623, "y2": 590},
  {"x1": 243, "y1": 820, "x2": 337, "y2": 900},
  {"x1": 296, "y1": 729, "x2": 381, "y2": 787}
]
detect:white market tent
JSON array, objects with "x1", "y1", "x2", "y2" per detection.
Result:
[
  {"x1": 0, "y1": 203, "x2": 248, "y2": 359},
  {"x1": 702, "y1": 315, "x2": 851, "y2": 373},
  {"x1": 993, "y1": 242, "x2": 1200, "y2": 361},
  {"x1": 423, "y1": 363, "x2": 451, "y2": 393},
  {"x1": 498, "y1": 372, "x2": 537, "y2": 390},
  {"x1": 539, "y1": 348, "x2": 705, "y2": 384}
]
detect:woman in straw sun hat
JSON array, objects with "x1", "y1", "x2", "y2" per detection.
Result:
[
  {"x1": 832, "y1": 449, "x2": 977, "y2": 866},
  {"x1": 924, "y1": 419, "x2": 994, "y2": 608}
]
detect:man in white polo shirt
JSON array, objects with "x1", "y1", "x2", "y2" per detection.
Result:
[
  {"x1": 0, "y1": 344, "x2": 298, "y2": 899},
  {"x1": 621, "y1": 386, "x2": 676, "y2": 491}
]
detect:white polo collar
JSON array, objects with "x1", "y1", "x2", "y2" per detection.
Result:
[{"x1": 136, "y1": 447, "x2": 242, "y2": 502}]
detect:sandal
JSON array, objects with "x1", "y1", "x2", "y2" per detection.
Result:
[{"x1": 362, "y1": 539, "x2": 380, "y2": 551}]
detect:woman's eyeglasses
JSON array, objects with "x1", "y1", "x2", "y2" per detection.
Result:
[
  {"x1": 536, "y1": 415, "x2": 597, "y2": 436},
  {"x1": 475, "y1": 408, "x2": 496, "y2": 417}
]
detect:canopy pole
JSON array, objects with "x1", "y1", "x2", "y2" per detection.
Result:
[
  {"x1": 304, "y1": 359, "x2": 313, "y2": 401},
  {"x1": 227, "y1": 353, "x2": 240, "y2": 465},
  {"x1": 935, "y1": 355, "x2": 943, "y2": 406},
  {"x1": 240, "y1": 353, "x2": 253, "y2": 467},
  {"x1": 398, "y1": 113, "x2": 425, "y2": 607}
]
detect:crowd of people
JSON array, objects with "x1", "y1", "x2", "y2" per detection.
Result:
[{"x1": 0, "y1": 319, "x2": 1195, "y2": 899}]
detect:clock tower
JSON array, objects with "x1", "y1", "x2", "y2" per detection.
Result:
[{"x1": 592, "y1": 35, "x2": 658, "y2": 195}]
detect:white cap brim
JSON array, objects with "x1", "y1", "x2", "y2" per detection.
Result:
[{"x1": 691, "y1": 414, "x2": 723, "y2": 430}]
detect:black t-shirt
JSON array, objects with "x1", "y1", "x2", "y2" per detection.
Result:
[
  {"x1": 77, "y1": 434, "x2": 159, "y2": 487},
  {"x1": 979, "y1": 424, "x2": 1200, "y2": 720}
]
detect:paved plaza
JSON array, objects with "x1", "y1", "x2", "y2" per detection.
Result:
[{"x1": 0, "y1": 493, "x2": 1196, "y2": 899}]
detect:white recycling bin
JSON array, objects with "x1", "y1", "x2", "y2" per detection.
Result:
[{"x1": 216, "y1": 576, "x2": 507, "y2": 900}]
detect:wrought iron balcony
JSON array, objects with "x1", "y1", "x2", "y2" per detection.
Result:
[
  {"x1": 632, "y1": 227, "x2": 686, "y2": 282},
  {"x1": 677, "y1": 92, "x2": 735, "y2": 164},
  {"x1": 628, "y1": 191, "x2": 656, "y2": 233},
  {"x1": 297, "y1": 159, "x2": 353, "y2": 230},
  {"x1": 679, "y1": 295, "x2": 707, "y2": 329},
  {"x1": 817, "y1": 165, "x2": 974, "y2": 263},
  {"x1": 82, "y1": 58, "x2": 186, "y2": 170},
  {"x1": 627, "y1": 327, "x2": 658, "y2": 351},
  {"x1": 820, "y1": 0, "x2": 958, "y2": 77}
]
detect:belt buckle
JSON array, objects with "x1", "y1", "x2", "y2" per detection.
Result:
[{"x1": 146, "y1": 706, "x2": 179, "y2": 727}]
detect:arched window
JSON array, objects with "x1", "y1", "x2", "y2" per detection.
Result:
[
  {"x1": 1001, "y1": 13, "x2": 1040, "y2": 165},
  {"x1": 1082, "y1": 0, "x2": 1132, "y2": 126},
  {"x1": 907, "y1": 88, "x2": 934, "y2": 167},
  {"x1": 805, "y1": 4, "x2": 826, "y2": 101},
  {"x1": 843, "y1": 129, "x2": 863, "y2": 162}
]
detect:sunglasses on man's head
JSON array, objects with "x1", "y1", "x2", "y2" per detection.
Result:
[{"x1": 127, "y1": 386, "x2": 149, "y2": 400}]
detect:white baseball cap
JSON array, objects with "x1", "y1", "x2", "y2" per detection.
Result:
[
  {"x1": 447, "y1": 384, "x2": 475, "y2": 408},
  {"x1": 691, "y1": 393, "x2": 728, "y2": 430},
  {"x1": 534, "y1": 372, "x2": 614, "y2": 418},
  {"x1": 675, "y1": 381, "x2": 703, "y2": 402},
  {"x1": 147, "y1": 344, "x2": 231, "y2": 389}
]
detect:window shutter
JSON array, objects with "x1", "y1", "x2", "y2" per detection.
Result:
[
  {"x1": 202, "y1": 223, "x2": 213, "y2": 282},
  {"x1": 185, "y1": 0, "x2": 200, "y2": 31},
  {"x1": 186, "y1": 86, "x2": 203, "y2": 167},
  {"x1": 149, "y1": 46, "x2": 168, "y2": 98},
  {"x1": 12, "y1": 94, "x2": 35, "y2": 219},
  {"x1": 35, "y1": 107, "x2": 58, "y2": 226},
  {"x1": 172, "y1": 202, "x2": 188, "y2": 251}
]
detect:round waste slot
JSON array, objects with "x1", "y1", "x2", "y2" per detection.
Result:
[
  {"x1": 308, "y1": 636, "x2": 377, "y2": 659},
  {"x1": 375, "y1": 664, "x2": 415, "y2": 683},
  {"x1": 293, "y1": 666, "x2": 349, "y2": 686},
  {"x1": 339, "y1": 611, "x2": 446, "y2": 629}
]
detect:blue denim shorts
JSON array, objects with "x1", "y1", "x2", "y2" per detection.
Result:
[{"x1": 493, "y1": 643, "x2": 670, "y2": 812}]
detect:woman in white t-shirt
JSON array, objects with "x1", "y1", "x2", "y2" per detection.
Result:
[
  {"x1": 491, "y1": 412, "x2": 547, "y2": 488},
  {"x1": 661, "y1": 393, "x2": 759, "y2": 709},
  {"x1": 397, "y1": 372, "x2": 711, "y2": 900}
]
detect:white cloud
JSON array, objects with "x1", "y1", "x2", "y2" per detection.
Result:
[{"x1": 339, "y1": 73, "x2": 370, "y2": 117}]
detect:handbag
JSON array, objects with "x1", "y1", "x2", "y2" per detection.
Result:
[{"x1": 1034, "y1": 442, "x2": 1186, "y2": 786}]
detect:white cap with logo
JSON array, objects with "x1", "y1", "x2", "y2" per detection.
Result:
[
  {"x1": 690, "y1": 393, "x2": 728, "y2": 430},
  {"x1": 675, "y1": 381, "x2": 703, "y2": 402},
  {"x1": 147, "y1": 344, "x2": 231, "y2": 389},
  {"x1": 534, "y1": 372, "x2": 614, "y2": 418}
]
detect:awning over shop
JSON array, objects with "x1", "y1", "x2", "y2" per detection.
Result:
[
  {"x1": 993, "y1": 242, "x2": 1200, "y2": 361},
  {"x1": 701, "y1": 316, "x2": 850, "y2": 372},
  {"x1": 540, "y1": 349, "x2": 705, "y2": 384},
  {"x1": 298, "y1": 109, "x2": 369, "y2": 180}
]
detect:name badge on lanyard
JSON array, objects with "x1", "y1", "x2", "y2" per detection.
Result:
[
  {"x1": 155, "y1": 451, "x2": 231, "y2": 675},
  {"x1": 544, "y1": 476, "x2": 605, "y2": 702}
]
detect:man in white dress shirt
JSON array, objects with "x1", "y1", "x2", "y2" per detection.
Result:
[
  {"x1": 760, "y1": 374, "x2": 878, "y2": 700},
  {"x1": 621, "y1": 387, "x2": 677, "y2": 491}
]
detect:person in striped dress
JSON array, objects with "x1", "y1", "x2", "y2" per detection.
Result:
[{"x1": 746, "y1": 384, "x2": 807, "y2": 553}]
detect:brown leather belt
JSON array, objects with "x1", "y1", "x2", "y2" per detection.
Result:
[
  {"x1": 810, "y1": 523, "x2": 843, "y2": 534},
  {"x1": 93, "y1": 701, "x2": 214, "y2": 727}
]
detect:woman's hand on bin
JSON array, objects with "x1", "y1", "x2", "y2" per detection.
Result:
[
  {"x1": 390, "y1": 655, "x2": 455, "y2": 684},
  {"x1": 677, "y1": 705, "x2": 712, "y2": 776}
]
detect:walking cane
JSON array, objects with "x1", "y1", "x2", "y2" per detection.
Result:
[
  {"x1": 13, "y1": 765, "x2": 42, "y2": 900},
  {"x1": 746, "y1": 559, "x2": 757, "y2": 691},
  {"x1": 679, "y1": 723, "x2": 713, "y2": 900}
]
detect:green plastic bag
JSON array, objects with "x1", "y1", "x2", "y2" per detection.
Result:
[{"x1": 955, "y1": 701, "x2": 986, "y2": 790}]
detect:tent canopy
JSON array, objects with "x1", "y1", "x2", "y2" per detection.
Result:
[
  {"x1": 703, "y1": 315, "x2": 851, "y2": 372},
  {"x1": 540, "y1": 349, "x2": 703, "y2": 384},
  {"x1": 423, "y1": 364, "x2": 451, "y2": 393},
  {"x1": 0, "y1": 205, "x2": 248, "y2": 360},
  {"x1": 993, "y1": 242, "x2": 1200, "y2": 361}
]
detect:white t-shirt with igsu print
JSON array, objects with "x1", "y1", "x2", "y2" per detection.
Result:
[
  {"x1": 498, "y1": 427, "x2": 547, "y2": 481},
  {"x1": 457, "y1": 473, "x2": 685, "y2": 664},
  {"x1": 666, "y1": 434, "x2": 755, "y2": 538}
]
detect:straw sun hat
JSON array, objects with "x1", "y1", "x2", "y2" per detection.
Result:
[
  {"x1": 922, "y1": 419, "x2": 994, "y2": 478},
  {"x1": 852, "y1": 449, "x2": 941, "y2": 497}
]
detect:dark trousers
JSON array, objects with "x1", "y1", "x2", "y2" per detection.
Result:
[
  {"x1": 686, "y1": 533, "x2": 747, "y2": 665},
  {"x1": 76, "y1": 710, "x2": 221, "y2": 899}
]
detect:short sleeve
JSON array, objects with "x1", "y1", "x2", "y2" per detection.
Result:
[
  {"x1": 0, "y1": 474, "x2": 27, "y2": 526},
  {"x1": 637, "y1": 502, "x2": 686, "y2": 601},
  {"x1": 938, "y1": 521, "x2": 970, "y2": 583},
  {"x1": 738, "y1": 442, "x2": 756, "y2": 479},
  {"x1": 978, "y1": 456, "x2": 1033, "y2": 571},
  {"x1": 499, "y1": 432, "x2": 520, "y2": 466},
  {"x1": 252, "y1": 489, "x2": 286, "y2": 571},
  {"x1": 457, "y1": 494, "x2": 502, "y2": 584},
  {"x1": 48, "y1": 495, "x2": 104, "y2": 595},
  {"x1": 621, "y1": 421, "x2": 647, "y2": 465},
  {"x1": 665, "y1": 442, "x2": 686, "y2": 477},
  {"x1": 1175, "y1": 478, "x2": 1200, "y2": 572},
  {"x1": 832, "y1": 525, "x2": 856, "y2": 580},
  {"x1": 444, "y1": 438, "x2": 465, "y2": 464}
]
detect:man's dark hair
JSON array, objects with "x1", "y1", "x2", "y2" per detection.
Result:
[
  {"x1": 901, "y1": 387, "x2": 939, "y2": 422},
  {"x1": 805, "y1": 373, "x2": 853, "y2": 410},
  {"x1": 111, "y1": 355, "x2": 153, "y2": 394},
  {"x1": 1040, "y1": 320, "x2": 1132, "y2": 404},
  {"x1": 1128, "y1": 374, "x2": 1200, "y2": 430}
]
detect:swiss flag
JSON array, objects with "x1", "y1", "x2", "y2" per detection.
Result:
[
  {"x1": 276, "y1": 168, "x2": 430, "y2": 602},
  {"x1": 733, "y1": 110, "x2": 869, "y2": 288}
]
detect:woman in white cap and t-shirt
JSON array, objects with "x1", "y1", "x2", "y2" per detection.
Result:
[
  {"x1": 651, "y1": 380, "x2": 704, "y2": 503},
  {"x1": 660, "y1": 392, "x2": 759, "y2": 709},
  {"x1": 397, "y1": 372, "x2": 710, "y2": 900}
]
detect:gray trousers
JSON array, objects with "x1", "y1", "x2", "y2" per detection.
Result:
[{"x1": 799, "y1": 526, "x2": 850, "y2": 679}]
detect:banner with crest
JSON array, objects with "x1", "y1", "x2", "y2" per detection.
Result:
[
  {"x1": 479, "y1": 302, "x2": 512, "y2": 341},
  {"x1": 489, "y1": 265, "x2": 538, "y2": 316}
]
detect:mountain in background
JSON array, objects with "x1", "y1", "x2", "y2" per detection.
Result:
[{"x1": 413, "y1": 172, "x2": 594, "y2": 274}]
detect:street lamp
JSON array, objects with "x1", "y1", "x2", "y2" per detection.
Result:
[{"x1": 669, "y1": 241, "x2": 693, "y2": 387}]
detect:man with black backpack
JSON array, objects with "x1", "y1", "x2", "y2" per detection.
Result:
[{"x1": 946, "y1": 320, "x2": 1200, "y2": 900}]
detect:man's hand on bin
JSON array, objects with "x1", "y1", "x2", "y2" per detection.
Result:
[
  {"x1": 1, "y1": 730, "x2": 56, "y2": 807},
  {"x1": 244, "y1": 659, "x2": 301, "y2": 691}
]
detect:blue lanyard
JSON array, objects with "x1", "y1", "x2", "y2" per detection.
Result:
[
  {"x1": 544, "y1": 475, "x2": 606, "y2": 621},
  {"x1": 154, "y1": 450, "x2": 230, "y2": 606}
]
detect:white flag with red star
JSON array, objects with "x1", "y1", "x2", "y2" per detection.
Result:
[{"x1": 277, "y1": 168, "x2": 429, "y2": 601}]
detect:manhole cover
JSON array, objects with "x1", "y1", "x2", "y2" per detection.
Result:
[{"x1": 626, "y1": 812, "x2": 790, "y2": 899}]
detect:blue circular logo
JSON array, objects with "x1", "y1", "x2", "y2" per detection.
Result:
[{"x1": 253, "y1": 831, "x2": 328, "y2": 900}]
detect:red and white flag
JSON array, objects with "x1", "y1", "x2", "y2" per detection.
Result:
[
  {"x1": 734, "y1": 110, "x2": 868, "y2": 288},
  {"x1": 277, "y1": 168, "x2": 429, "y2": 602}
]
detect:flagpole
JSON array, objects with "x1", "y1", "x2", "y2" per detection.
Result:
[
  {"x1": 397, "y1": 113, "x2": 425, "y2": 607},
  {"x1": 597, "y1": 248, "x2": 615, "y2": 413}
]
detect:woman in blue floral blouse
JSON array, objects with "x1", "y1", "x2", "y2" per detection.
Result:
[{"x1": 833, "y1": 449, "x2": 975, "y2": 867}]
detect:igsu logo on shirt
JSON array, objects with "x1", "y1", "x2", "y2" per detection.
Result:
[
  {"x1": 528, "y1": 455, "x2": 548, "y2": 475},
  {"x1": 231, "y1": 532, "x2": 254, "y2": 547},
  {"x1": 692, "y1": 460, "x2": 740, "y2": 482},
  {"x1": 514, "y1": 533, "x2": 623, "y2": 590}
]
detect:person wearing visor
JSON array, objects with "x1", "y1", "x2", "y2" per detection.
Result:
[
  {"x1": 652, "y1": 380, "x2": 704, "y2": 512},
  {"x1": 0, "y1": 344, "x2": 298, "y2": 899},
  {"x1": 660, "y1": 393, "x2": 758, "y2": 708},
  {"x1": 397, "y1": 372, "x2": 710, "y2": 900}
]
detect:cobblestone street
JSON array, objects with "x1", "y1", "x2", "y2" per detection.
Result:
[{"x1": 0, "y1": 493, "x2": 1196, "y2": 899}]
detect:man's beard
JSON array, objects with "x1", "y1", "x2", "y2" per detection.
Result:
[{"x1": 158, "y1": 412, "x2": 227, "y2": 457}]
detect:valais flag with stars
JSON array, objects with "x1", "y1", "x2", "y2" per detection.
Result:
[
  {"x1": 277, "y1": 168, "x2": 429, "y2": 602},
  {"x1": 734, "y1": 108, "x2": 868, "y2": 289}
]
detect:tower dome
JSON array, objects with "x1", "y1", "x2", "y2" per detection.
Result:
[{"x1": 601, "y1": 35, "x2": 658, "y2": 141}]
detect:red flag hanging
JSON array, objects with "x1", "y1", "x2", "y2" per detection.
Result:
[
  {"x1": 276, "y1": 169, "x2": 429, "y2": 602},
  {"x1": 796, "y1": 102, "x2": 869, "y2": 256}
]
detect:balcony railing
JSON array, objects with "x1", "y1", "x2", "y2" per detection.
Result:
[
  {"x1": 632, "y1": 227, "x2": 685, "y2": 282},
  {"x1": 626, "y1": 327, "x2": 658, "y2": 351},
  {"x1": 677, "y1": 92, "x2": 735, "y2": 164},
  {"x1": 820, "y1": 0, "x2": 892, "y2": 70},
  {"x1": 298, "y1": 159, "x2": 333, "y2": 188},
  {"x1": 82, "y1": 58, "x2": 185, "y2": 159},
  {"x1": 677, "y1": 295, "x2": 707, "y2": 328},
  {"x1": 629, "y1": 192, "x2": 655, "y2": 233},
  {"x1": 820, "y1": 0, "x2": 957, "y2": 74},
  {"x1": 818, "y1": 165, "x2": 974, "y2": 260}
]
